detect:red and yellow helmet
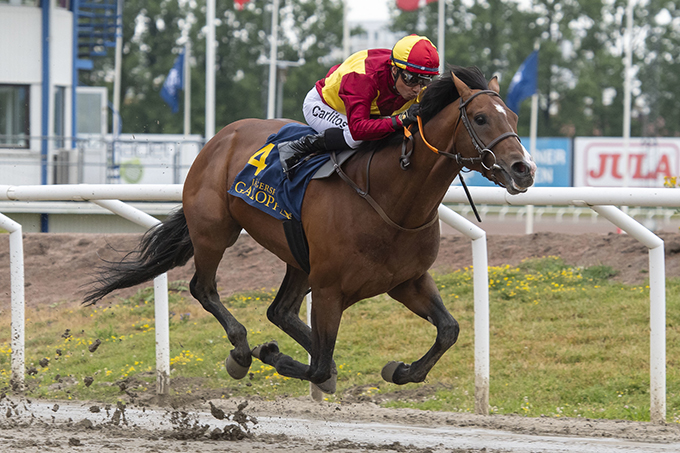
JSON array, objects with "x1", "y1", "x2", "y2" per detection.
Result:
[{"x1": 390, "y1": 35, "x2": 440, "y2": 76}]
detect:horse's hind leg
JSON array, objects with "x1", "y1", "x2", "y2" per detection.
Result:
[
  {"x1": 254, "y1": 285, "x2": 343, "y2": 393},
  {"x1": 255, "y1": 265, "x2": 338, "y2": 393},
  {"x1": 188, "y1": 218, "x2": 252, "y2": 379},
  {"x1": 266, "y1": 265, "x2": 312, "y2": 351},
  {"x1": 383, "y1": 273, "x2": 460, "y2": 385}
]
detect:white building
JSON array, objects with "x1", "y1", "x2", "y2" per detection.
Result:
[
  {"x1": 0, "y1": 1, "x2": 201, "y2": 232},
  {"x1": 0, "y1": 0, "x2": 81, "y2": 186}
]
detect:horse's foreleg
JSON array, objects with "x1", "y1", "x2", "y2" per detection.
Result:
[
  {"x1": 189, "y1": 231, "x2": 252, "y2": 379},
  {"x1": 384, "y1": 273, "x2": 459, "y2": 385}
]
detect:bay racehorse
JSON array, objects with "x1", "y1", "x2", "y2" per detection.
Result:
[{"x1": 85, "y1": 66, "x2": 536, "y2": 393}]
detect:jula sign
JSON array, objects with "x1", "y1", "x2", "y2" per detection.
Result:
[{"x1": 574, "y1": 138, "x2": 680, "y2": 187}]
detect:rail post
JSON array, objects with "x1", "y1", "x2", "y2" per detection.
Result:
[
  {"x1": 0, "y1": 213, "x2": 25, "y2": 391},
  {"x1": 438, "y1": 205, "x2": 490, "y2": 415},
  {"x1": 91, "y1": 200, "x2": 171, "y2": 395},
  {"x1": 590, "y1": 205, "x2": 666, "y2": 423}
]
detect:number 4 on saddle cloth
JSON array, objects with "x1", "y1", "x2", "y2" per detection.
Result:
[
  {"x1": 228, "y1": 123, "x2": 332, "y2": 222},
  {"x1": 228, "y1": 123, "x2": 352, "y2": 274}
]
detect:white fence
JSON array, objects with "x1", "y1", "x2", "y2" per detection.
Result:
[{"x1": 1, "y1": 184, "x2": 677, "y2": 423}]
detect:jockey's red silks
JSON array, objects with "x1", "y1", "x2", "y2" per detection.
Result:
[{"x1": 315, "y1": 49, "x2": 415, "y2": 141}]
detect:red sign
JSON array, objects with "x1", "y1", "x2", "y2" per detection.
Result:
[
  {"x1": 574, "y1": 138, "x2": 680, "y2": 187},
  {"x1": 234, "y1": 0, "x2": 251, "y2": 10},
  {"x1": 396, "y1": 0, "x2": 438, "y2": 11}
]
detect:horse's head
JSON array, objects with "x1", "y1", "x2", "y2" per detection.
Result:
[{"x1": 450, "y1": 72, "x2": 536, "y2": 194}]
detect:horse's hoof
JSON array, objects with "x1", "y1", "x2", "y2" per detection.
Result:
[
  {"x1": 225, "y1": 351, "x2": 250, "y2": 380},
  {"x1": 381, "y1": 361, "x2": 404, "y2": 384},
  {"x1": 251, "y1": 340, "x2": 278, "y2": 361},
  {"x1": 313, "y1": 370, "x2": 338, "y2": 394}
]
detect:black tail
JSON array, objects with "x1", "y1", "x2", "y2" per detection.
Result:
[{"x1": 83, "y1": 208, "x2": 194, "y2": 305}]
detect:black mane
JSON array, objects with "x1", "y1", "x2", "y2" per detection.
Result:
[
  {"x1": 358, "y1": 65, "x2": 489, "y2": 152},
  {"x1": 419, "y1": 65, "x2": 488, "y2": 124}
]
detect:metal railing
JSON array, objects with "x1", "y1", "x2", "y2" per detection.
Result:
[{"x1": 1, "y1": 184, "x2": 678, "y2": 423}]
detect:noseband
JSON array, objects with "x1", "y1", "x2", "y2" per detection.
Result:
[{"x1": 401, "y1": 89, "x2": 520, "y2": 173}]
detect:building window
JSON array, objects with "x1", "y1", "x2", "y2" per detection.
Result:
[
  {"x1": 54, "y1": 86, "x2": 66, "y2": 148},
  {"x1": 0, "y1": 85, "x2": 30, "y2": 149}
]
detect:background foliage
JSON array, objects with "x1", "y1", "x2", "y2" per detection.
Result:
[{"x1": 82, "y1": 0, "x2": 680, "y2": 138}]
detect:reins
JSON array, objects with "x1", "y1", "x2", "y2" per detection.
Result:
[
  {"x1": 330, "y1": 151, "x2": 440, "y2": 233},
  {"x1": 333, "y1": 86, "x2": 520, "y2": 231}
]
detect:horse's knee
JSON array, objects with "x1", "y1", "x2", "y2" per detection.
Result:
[
  {"x1": 189, "y1": 275, "x2": 200, "y2": 300},
  {"x1": 439, "y1": 316, "x2": 460, "y2": 348},
  {"x1": 266, "y1": 304, "x2": 282, "y2": 327},
  {"x1": 189, "y1": 275, "x2": 213, "y2": 305}
]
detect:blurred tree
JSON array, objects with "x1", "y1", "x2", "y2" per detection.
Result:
[
  {"x1": 634, "y1": 0, "x2": 680, "y2": 137},
  {"x1": 81, "y1": 0, "x2": 680, "y2": 139},
  {"x1": 79, "y1": 0, "x2": 187, "y2": 134},
  {"x1": 81, "y1": 0, "x2": 344, "y2": 135},
  {"x1": 388, "y1": 0, "x2": 680, "y2": 138}
]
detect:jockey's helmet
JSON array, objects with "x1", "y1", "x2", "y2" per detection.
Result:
[{"x1": 390, "y1": 35, "x2": 440, "y2": 76}]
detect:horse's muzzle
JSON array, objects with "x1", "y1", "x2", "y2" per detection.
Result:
[{"x1": 494, "y1": 153, "x2": 537, "y2": 195}]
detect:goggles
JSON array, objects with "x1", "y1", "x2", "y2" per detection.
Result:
[{"x1": 400, "y1": 70, "x2": 433, "y2": 88}]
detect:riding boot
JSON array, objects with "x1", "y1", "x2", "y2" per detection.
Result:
[
  {"x1": 280, "y1": 128, "x2": 348, "y2": 180},
  {"x1": 279, "y1": 133, "x2": 327, "y2": 176}
]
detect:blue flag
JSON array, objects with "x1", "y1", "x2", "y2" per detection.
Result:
[
  {"x1": 506, "y1": 50, "x2": 538, "y2": 114},
  {"x1": 160, "y1": 53, "x2": 184, "y2": 113}
]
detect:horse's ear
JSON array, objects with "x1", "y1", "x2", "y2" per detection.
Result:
[
  {"x1": 488, "y1": 76, "x2": 500, "y2": 94},
  {"x1": 451, "y1": 72, "x2": 472, "y2": 98}
]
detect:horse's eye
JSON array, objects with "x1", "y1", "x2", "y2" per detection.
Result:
[{"x1": 474, "y1": 115, "x2": 487, "y2": 126}]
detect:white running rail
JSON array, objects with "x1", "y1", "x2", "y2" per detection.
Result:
[{"x1": 1, "y1": 184, "x2": 677, "y2": 423}]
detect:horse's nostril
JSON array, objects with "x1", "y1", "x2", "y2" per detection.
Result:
[{"x1": 512, "y1": 162, "x2": 529, "y2": 176}]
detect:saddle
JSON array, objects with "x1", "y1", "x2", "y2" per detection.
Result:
[{"x1": 228, "y1": 124, "x2": 357, "y2": 274}]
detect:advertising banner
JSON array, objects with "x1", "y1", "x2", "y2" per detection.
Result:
[
  {"x1": 460, "y1": 137, "x2": 571, "y2": 188},
  {"x1": 574, "y1": 137, "x2": 680, "y2": 187}
]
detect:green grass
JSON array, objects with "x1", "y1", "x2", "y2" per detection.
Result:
[{"x1": 1, "y1": 257, "x2": 679, "y2": 423}]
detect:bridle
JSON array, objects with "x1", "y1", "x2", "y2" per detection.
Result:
[
  {"x1": 401, "y1": 89, "x2": 520, "y2": 176},
  {"x1": 332, "y1": 86, "x2": 521, "y2": 231},
  {"x1": 400, "y1": 88, "x2": 521, "y2": 221}
]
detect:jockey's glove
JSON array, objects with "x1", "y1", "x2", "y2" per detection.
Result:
[{"x1": 392, "y1": 103, "x2": 420, "y2": 130}]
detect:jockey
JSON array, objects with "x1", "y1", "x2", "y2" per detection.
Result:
[{"x1": 280, "y1": 34, "x2": 440, "y2": 178}]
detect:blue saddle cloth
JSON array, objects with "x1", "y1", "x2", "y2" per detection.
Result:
[{"x1": 228, "y1": 123, "x2": 330, "y2": 221}]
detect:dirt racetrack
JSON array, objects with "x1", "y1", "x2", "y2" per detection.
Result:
[
  {"x1": 1, "y1": 230, "x2": 680, "y2": 452},
  {"x1": 2, "y1": 394, "x2": 680, "y2": 452}
]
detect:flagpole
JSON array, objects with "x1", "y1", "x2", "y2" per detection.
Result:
[
  {"x1": 184, "y1": 41, "x2": 191, "y2": 137},
  {"x1": 205, "y1": 0, "x2": 216, "y2": 140},
  {"x1": 437, "y1": 0, "x2": 445, "y2": 74},
  {"x1": 343, "y1": 0, "x2": 350, "y2": 59},
  {"x1": 525, "y1": 91, "x2": 537, "y2": 235},
  {"x1": 622, "y1": 0, "x2": 634, "y2": 189},
  {"x1": 526, "y1": 41, "x2": 540, "y2": 235},
  {"x1": 267, "y1": 0, "x2": 280, "y2": 119},
  {"x1": 112, "y1": 0, "x2": 123, "y2": 137}
]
